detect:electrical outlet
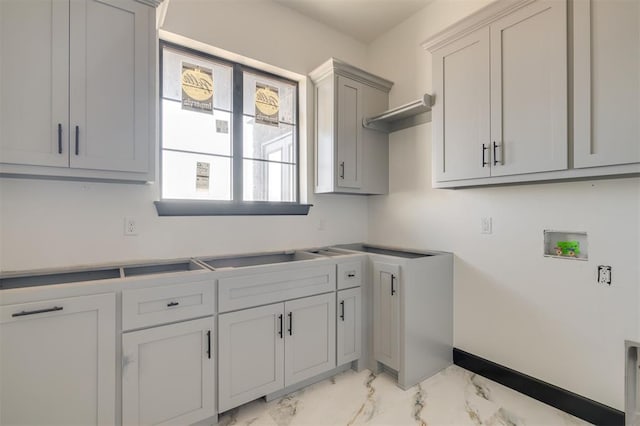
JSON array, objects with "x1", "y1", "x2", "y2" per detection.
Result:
[
  {"x1": 124, "y1": 217, "x2": 137, "y2": 236},
  {"x1": 481, "y1": 217, "x2": 492, "y2": 234},
  {"x1": 597, "y1": 265, "x2": 612, "y2": 285}
]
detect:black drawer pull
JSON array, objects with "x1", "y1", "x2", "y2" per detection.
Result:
[
  {"x1": 482, "y1": 143, "x2": 488, "y2": 167},
  {"x1": 167, "y1": 301, "x2": 179, "y2": 307},
  {"x1": 347, "y1": 272, "x2": 356, "y2": 278},
  {"x1": 206, "y1": 330, "x2": 211, "y2": 359},
  {"x1": 340, "y1": 300, "x2": 345, "y2": 321},
  {"x1": 57, "y1": 123, "x2": 62, "y2": 154},
  {"x1": 75, "y1": 125, "x2": 79, "y2": 155},
  {"x1": 278, "y1": 314, "x2": 283, "y2": 339},
  {"x1": 12, "y1": 306, "x2": 63, "y2": 317},
  {"x1": 391, "y1": 274, "x2": 396, "y2": 296},
  {"x1": 288, "y1": 312, "x2": 293, "y2": 336}
]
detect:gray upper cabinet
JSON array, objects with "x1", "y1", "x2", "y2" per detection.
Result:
[
  {"x1": 429, "y1": 0, "x2": 567, "y2": 183},
  {"x1": 0, "y1": 0, "x2": 155, "y2": 182},
  {"x1": 488, "y1": 0, "x2": 567, "y2": 176},
  {"x1": 310, "y1": 58, "x2": 392, "y2": 195},
  {"x1": 432, "y1": 27, "x2": 491, "y2": 182},
  {"x1": 573, "y1": 0, "x2": 640, "y2": 168},
  {"x1": 425, "y1": 0, "x2": 639, "y2": 188},
  {"x1": 0, "y1": 0, "x2": 69, "y2": 169},
  {"x1": 336, "y1": 75, "x2": 362, "y2": 189}
]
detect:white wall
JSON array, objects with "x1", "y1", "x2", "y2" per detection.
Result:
[
  {"x1": 366, "y1": 0, "x2": 640, "y2": 410},
  {"x1": 0, "y1": 0, "x2": 371, "y2": 271}
]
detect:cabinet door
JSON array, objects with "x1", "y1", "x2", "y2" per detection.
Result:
[
  {"x1": 573, "y1": 0, "x2": 640, "y2": 167},
  {"x1": 218, "y1": 303, "x2": 284, "y2": 412},
  {"x1": 432, "y1": 27, "x2": 491, "y2": 182},
  {"x1": 0, "y1": 293, "x2": 116, "y2": 425},
  {"x1": 0, "y1": 0, "x2": 69, "y2": 167},
  {"x1": 284, "y1": 292, "x2": 336, "y2": 385},
  {"x1": 373, "y1": 262, "x2": 400, "y2": 370},
  {"x1": 490, "y1": 0, "x2": 567, "y2": 176},
  {"x1": 122, "y1": 317, "x2": 215, "y2": 426},
  {"x1": 337, "y1": 287, "x2": 361, "y2": 366},
  {"x1": 69, "y1": 0, "x2": 150, "y2": 173},
  {"x1": 336, "y1": 75, "x2": 362, "y2": 188}
]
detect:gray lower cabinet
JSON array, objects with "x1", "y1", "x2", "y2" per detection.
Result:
[
  {"x1": 218, "y1": 293, "x2": 336, "y2": 412},
  {"x1": 337, "y1": 287, "x2": 362, "y2": 366},
  {"x1": 372, "y1": 262, "x2": 400, "y2": 371},
  {"x1": 337, "y1": 244, "x2": 454, "y2": 390},
  {"x1": 284, "y1": 293, "x2": 337, "y2": 385},
  {"x1": 218, "y1": 303, "x2": 285, "y2": 412},
  {"x1": 0, "y1": 293, "x2": 116, "y2": 426},
  {"x1": 122, "y1": 317, "x2": 216, "y2": 425}
]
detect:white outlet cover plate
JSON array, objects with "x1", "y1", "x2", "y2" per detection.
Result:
[{"x1": 481, "y1": 217, "x2": 492, "y2": 234}]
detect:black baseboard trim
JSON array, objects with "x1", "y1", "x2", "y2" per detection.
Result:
[{"x1": 453, "y1": 348, "x2": 624, "y2": 426}]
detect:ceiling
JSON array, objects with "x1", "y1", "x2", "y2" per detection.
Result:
[{"x1": 272, "y1": 0, "x2": 433, "y2": 43}]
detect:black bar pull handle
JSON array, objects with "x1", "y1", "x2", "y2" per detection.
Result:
[
  {"x1": 75, "y1": 125, "x2": 79, "y2": 155},
  {"x1": 391, "y1": 274, "x2": 396, "y2": 296},
  {"x1": 347, "y1": 272, "x2": 356, "y2": 278},
  {"x1": 57, "y1": 123, "x2": 63, "y2": 154},
  {"x1": 288, "y1": 312, "x2": 293, "y2": 336},
  {"x1": 12, "y1": 306, "x2": 63, "y2": 317},
  {"x1": 482, "y1": 143, "x2": 488, "y2": 167},
  {"x1": 167, "y1": 301, "x2": 179, "y2": 307},
  {"x1": 278, "y1": 314, "x2": 283, "y2": 339},
  {"x1": 340, "y1": 161, "x2": 345, "y2": 179},
  {"x1": 340, "y1": 300, "x2": 345, "y2": 321},
  {"x1": 493, "y1": 141, "x2": 499, "y2": 166},
  {"x1": 206, "y1": 330, "x2": 211, "y2": 359}
]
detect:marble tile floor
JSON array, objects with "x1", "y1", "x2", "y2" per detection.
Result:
[{"x1": 218, "y1": 365, "x2": 591, "y2": 426}]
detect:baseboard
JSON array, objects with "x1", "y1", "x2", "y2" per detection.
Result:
[{"x1": 453, "y1": 348, "x2": 624, "y2": 426}]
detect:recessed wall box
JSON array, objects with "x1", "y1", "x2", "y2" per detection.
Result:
[{"x1": 543, "y1": 230, "x2": 588, "y2": 260}]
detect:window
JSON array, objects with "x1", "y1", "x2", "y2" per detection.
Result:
[{"x1": 156, "y1": 42, "x2": 309, "y2": 216}]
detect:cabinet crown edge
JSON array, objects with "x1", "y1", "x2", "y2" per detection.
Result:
[
  {"x1": 421, "y1": 0, "x2": 540, "y2": 52},
  {"x1": 309, "y1": 57, "x2": 393, "y2": 92},
  {"x1": 134, "y1": 0, "x2": 164, "y2": 7}
]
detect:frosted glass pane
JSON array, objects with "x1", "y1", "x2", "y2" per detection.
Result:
[
  {"x1": 243, "y1": 160, "x2": 295, "y2": 202},
  {"x1": 162, "y1": 100, "x2": 231, "y2": 156},
  {"x1": 243, "y1": 116, "x2": 295, "y2": 162},
  {"x1": 162, "y1": 151, "x2": 231, "y2": 200},
  {"x1": 243, "y1": 72, "x2": 296, "y2": 124},
  {"x1": 162, "y1": 47, "x2": 232, "y2": 111}
]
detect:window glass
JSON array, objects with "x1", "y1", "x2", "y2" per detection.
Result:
[
  {"x1": 243, "y1": 72, "x2": 296, "y2": 125},
  {"x1": 242, "y1": 117, "x2": 295, "y2": 162},
  {"x1": 243, "y1": 160, "x2": 296, "y2": 202},
  {"x1": 162, "y1": 151, "x2": 231, "y2": 200},
  {"x1": 161, "y1": 43, "x2": 298, "y2": 205}
]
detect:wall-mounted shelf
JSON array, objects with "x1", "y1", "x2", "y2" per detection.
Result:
[{"x1": 362, "y1": 94, "x2": 433, "y2": 133}]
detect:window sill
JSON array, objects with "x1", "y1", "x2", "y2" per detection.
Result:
[{"x1": 154, "y1": 200, "x2": 313, "y2": 216}]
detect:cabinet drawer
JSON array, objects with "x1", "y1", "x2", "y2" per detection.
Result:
[
  {"x1": 218, "y1": 265, "x2": 335, "y2": 313},
  {"x1": 122, "y1": 280, "x2": 214, "y2": 331},
  {"x1": 337, "y1": 261, "x2": 362, "y2": 290}
]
